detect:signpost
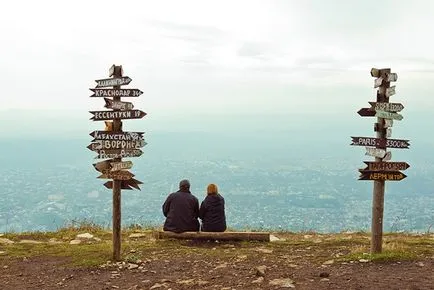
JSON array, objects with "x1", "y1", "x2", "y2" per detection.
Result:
[
  {"x1": 88, "y1": 65, "x2": 145, "y2": 261},
  {"x1": 351, "y1": 68, "x2": 410, "y2": 254}
]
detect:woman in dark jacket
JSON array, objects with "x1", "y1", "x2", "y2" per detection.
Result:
[{"x1": 199, "y1": 183, "x2": 227, "y2": 232}]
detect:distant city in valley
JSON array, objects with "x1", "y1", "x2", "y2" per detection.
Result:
[{"x1": 1, "y1": 130, "x2": 432, "y2": 233}]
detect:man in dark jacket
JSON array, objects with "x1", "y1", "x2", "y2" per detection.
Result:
[
  {"x1": 199, "y1": 183, "x2": 226, "y2": 232},
  {"x1": 162, "y1": 179, "x2": 200, "y2": 233}
]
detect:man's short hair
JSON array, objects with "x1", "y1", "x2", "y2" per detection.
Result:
[{"x1": 179, "y1": 179, "x2": 190, "y2": 189}]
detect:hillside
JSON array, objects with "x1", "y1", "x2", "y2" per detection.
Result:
[{"x1": 0, "y1": 225, "x2": 433, "y2": 289}]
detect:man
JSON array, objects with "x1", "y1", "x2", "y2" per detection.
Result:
[{"x1": 162, "y1": 179, "x2": 200, "y2": 233}]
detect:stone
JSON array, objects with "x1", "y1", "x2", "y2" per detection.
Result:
[
  {"x1": 128, "y1": 263, "x2": 139, "y2": 270},
  {"x1": 3, "y1": 265, "x2": 9, "y2": 269},
  {"x1": 48, "y1": 238, "x2": 63, "y2": 244},
  {"x1": 214, "y1": 263, "x2": 228, "y2": 269},
  {"x1": 252, "y1": 277, "x2": 264, "y2": 284},
  {"x1": 359, "y1": 259, "x2": 370, "y2": 263},
  {"x1": 320, "y1": 278, "x2": 330, "y2": 282},
  {"x1": 69, "y1": 239, "x2": 81, "y2": 245},
  {"x1": 150, "y1": 283, "x2": 166, "y2": 289},
  {"x1": 76, "y1": 233, "x2": 94, "y2": 240},
  {"x1": 177, "y1": 278, "x2": 195, "y2": 285},
  {"x1": 255, "y1": 248, "x2": 273, "y2": 254},
  {"x1": 323, "y1": 260, "x2": 334, "y2": 265},
  {"x1": 416, "y1": 262, "x2": 425, "y2": 267},
  {"x1": 197, "y1": 280, "x2": 209, "y2": 286},
  {"x1": 319, "y1": 272, "x2": 330, "y2": 278},
  {"x1": 0, "y1": 251, "x2": 6, "y2": 255},
  {"x1": 270, "y1": 235, "x2": 285, "y2": 242},
  {"x1": 269, "y1": 278, "x2": 295, "y2": 288},
  {"x1": 0, "y1": 238, "x2": 14, "y2": 244},
  {"x1": 19, "y1": 240, "x2": 44, "y2": 244},
  {"x1": 129, "y1": 233, "x2": 147, "y2": 238},
  {"x1": 255, "y1": 265, "x2": 267, "y2": 277}
]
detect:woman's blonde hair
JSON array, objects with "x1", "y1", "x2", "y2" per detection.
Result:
[{"x1": 207, "y1": 183, "x2": 218, "y2": 195}]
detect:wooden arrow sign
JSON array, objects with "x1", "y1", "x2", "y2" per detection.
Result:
[
  {"x1": 385, "y1": 72, "x2": 398, "y2": 82},
  {"x1": 384, "y1": 119, "x2": 393, "y2": 128},
  {"x1": 90, "y1": 131, "x2": 144, "y2": 141},
  {"x1": 98, "y1": 170, "x2": 134, "y2": 180},
  {"x1": 95, "y1": 76, "x2": 132, "y2": 88},
  {"x1": 374, "y1": 77, "x2": 383, "y2": 88},
  {"x1": 369, "y1": 102, "x2": 404, "y2": 112},
  {"x1": 89, "y1": 88, "x2": 143, "y2": 97},
  {"x1": 93, "y1": 159, "x2": 113, "y2": 173},
  {"x1": 351, "y1": 137, "x2": 410, "y2": 149},
  {"x1": 358, "y1": 108, "x2": 376, "y2": 117},
  {"x1": 104, "y1": 98, "x2": 134, "y2": 110},
  {"x1": 94, "y1": 149, "x2": 143, "y2": 159},
  {"x1": 375, "y1": 110, "x2": 403, "y2": 121},
  {"x1": 104, "y1": 178, "x2": 142, "y2": 190},
  {"x1": 89, "y1": 110, "x2": 146, "y2": 121},
  {"x1": 385, "y1": 86, "x2": 396, "y2": 97},
  {"x1": 358, "y1": 171, "x2": 406, "y2": 181},
  {"x1": 110, "y1": 161, "x2": 133, "y2": 172},
  {"x1": 365, "y1": 147, "x2": 386, "y2": 158},
  {"x1": 361, "y1": 161, "x2": 410, "y2": 171},
  {"x1": 88, "y1": 140, "x2": 146, "y2": 151}
]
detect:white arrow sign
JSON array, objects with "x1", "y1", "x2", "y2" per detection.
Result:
[
  {"x1": 385, "y1": 86, "x2": 396, "y2": 97},
  {"x1": 365, "y1": 147, "x2": 386, "y2": 158},
  {"x1": 375, "y1": 110, "x2": 403, "y2": 121}
]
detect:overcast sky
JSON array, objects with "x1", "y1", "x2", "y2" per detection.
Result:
[{"x1": 1, "y1": 0, "x2": 434, "y2": 134}]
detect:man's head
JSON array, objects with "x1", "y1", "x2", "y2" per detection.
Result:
[{"x1": 179, "y1": 179, "x2": 190, "y2": 190}]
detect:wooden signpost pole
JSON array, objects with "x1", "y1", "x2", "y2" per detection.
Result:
[
  {"x1": 371, "y1": 69, "x2": 389, "y2": 254},
  {"x1": 112, "y1": 66, "x2": 123, "y2": 261},
  {"x1": 351, "y1": 68, "x2": 409, "y2": 254},
  {"x1": 89, "y1": 65, "x2": 145, "y2": 261}
]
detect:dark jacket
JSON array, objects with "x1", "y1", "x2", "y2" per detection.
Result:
[
  {"x1": 199, "y1": 194, "x2": 226, "y2": 232},
  {"x1": 162, "y1": 189, "x2": 200, "y2": 233}
]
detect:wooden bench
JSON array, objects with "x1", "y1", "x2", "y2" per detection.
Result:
[{"x1": 155, "y1": 231, "x2": 270, "y2": 242}]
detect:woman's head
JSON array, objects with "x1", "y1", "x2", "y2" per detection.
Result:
[{"x1": 207, "y1": 183, "x2": 218, "y2": 195}]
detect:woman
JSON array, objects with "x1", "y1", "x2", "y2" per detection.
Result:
[{"x1": 199, "y1": 183, "x2": 227, "y2": 232}]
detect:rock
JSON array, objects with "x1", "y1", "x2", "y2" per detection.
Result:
[
  {"x1": 323, "y1": 260, "x2": 334, "y2": 265},
  {"x1": 160, "y1": 279, "x2": 171, "y2": 283},
  {"x1": 69, "y1": 239, "x2": 82, "y2": 245},
  {"x1": 214, "y1": 263, "x2": 228, "y2": 269},
  {"x1": 0, "y1": 233, "x2": 3, "y2": 237},
  {"x1": 269, "y1": 278, "x2": 295, "y2": 288},
  {"x1": 0, "y1": 238, "x2": 14, "y2": 244},
  {"x1": 76, "y1": 233, "x2": 94, "y2": 240},
  {"x1": 177, "y1": 278, "x2": 195, "y2": 285},
  {"x1": 129, "y1": 233, "x2": 147, "y2": 238},
  {"x1": 150, "y1": 283, "x2": 166, "y2": 289},
  {"x1": 320, "y1": 278, "x2": 330, "y2": 282},
  {"x1": 255, "y1": 265, "x2": 267, "y2": 277},
  {"x1": 3, "y1": 265, "x2": 9, "y2": 269},
  {"x1": 141, "y1": 280, "x2": 151, "y2": 284},
  {"x1": 48, "y1": 238, "x2": 63, "y2": 244},
  {"x1": 235, "y1": 255, "x2": 247, "y2": 262},
  {"x1": 319, "y1": 272, "x2": 330, "y2": 278},
  {"x1": 416, "y1": 262, "x2": 425, "y2": 267},
  {"x1": 303, "y1": 234, "x2": 313, "y2": 239},
  {"x1": 252, "y1": 277, "x2": 264, "y2": 284},
  {"x1": 359, "y1": 259, "x2": 370, "y2": 263},
  {"x1": 0, "y1": 251, "x2": 6, "y2": 255},
  {"x1": 19, "y1": 240, "x2": 44, "y2": 244},
  {"x1": 128, "y1": 263, "x2": 139, "y2": 270},
  {"x1": 313, "y1": 239, "x2": 322, "y2": 243},
  {"x1": 255, "y1": 248, "x2": 273, "y2": 254},
  {"x1": 288, "y1": 264, "x2": 298, "y2": 268},
  {"x1": 270, "y1": 235, "x2": 285, "y2": 242},
  {"x1": 197, "y1": 280, "x2": 209, "y2": 286},
  {"x1": 222, "y1": 244, "x2": 235, "y2": 248}
]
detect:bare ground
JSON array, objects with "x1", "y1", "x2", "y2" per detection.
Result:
[{"x1": 1, "y1": 231, "x2": 433, "y2": 289}]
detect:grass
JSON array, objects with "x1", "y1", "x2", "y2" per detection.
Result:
[{"x1": 1, "y1": 223, "x2": 433, "y2": 268}]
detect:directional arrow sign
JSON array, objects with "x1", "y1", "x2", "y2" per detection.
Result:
[
  {"x1": 98, "y1": 170, "x2": 134, "y2": 180},
  {"x1": 104, "y1": 98, "x2": 134, "y2": 110},
  {"x1": 386, "y1": 127, "x2": 392, "y2": 138},
  {"x1": 110, "y1": 161, "x2": 133, "y2": 172},
  {"x1": 357, "y1": 108, "x2": 376, "y2": 117},
  {"x1": 351, "y1": 137, "x2": 410, "y2": 149},
  {"x1": 89, "y1": 88, "x2": 143, "y2": 97},
  {"x1": 104, "y1": 178, "x2": 142, "y2": 190},
  {"x1": 93, "y1": 159, "x2": 114, "y2": 173},
  {"x1": 95, "y1": 76, "x2": 132, "y2": 88},
  {"x1": 361, "y1": 161, "x2": 410, "y2": 171},
  {"x1": 358, "y1": 171, "x2": 406, "y2": 181},
  {"x1": 385, "y1": 72, "x2": 398, "y2": 82},
  {"x1": 375, "y1": 110, "x2": 403, "y2": 121},
  {"x1": 369, "y1": 102, "x2": 404, "y2": 112},
  {"x1": 87, "y1": 140, "x2": 146, "y2": 151},
  {"x1": 94, "y1": 149, "x2": 143, "y2": 159},
  {"x1": 89, "y1": 110, "x2": 146, "y2": 121},
  {"x1": 384, "y1": 119, "x2": 393, "y2": 128},
  {"x1": 374, "y1": 77, "x2": 383, "y2": 88},
  {"x1": 90, "y1": 131, "x2": 144, "y2": 141},
  {"x1": 385, "y1": 86, "x2": 396, "y2": 97},
  {"x1": 365, "y1": 147, "x2": 386, "y2": 158}
]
